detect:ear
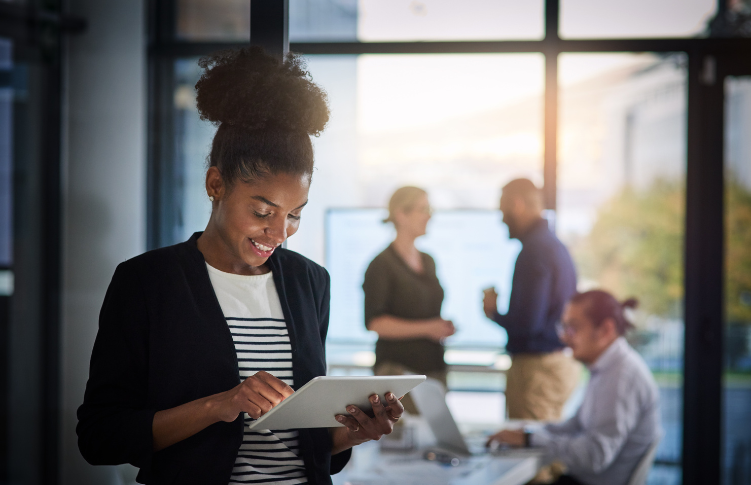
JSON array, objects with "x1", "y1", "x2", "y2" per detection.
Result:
[
  {"x1": 600, "y1": 317, "x2": 619, "y2": 339},
  {"x1": 511, "y1": 197, "x2": 526, "y2": 215},
  {"x1": 206, "y1": 166, "x2": 226, "y2": 199},
  {"x1": 392, "y1": 208, "x2": 408, "y2": 229}
]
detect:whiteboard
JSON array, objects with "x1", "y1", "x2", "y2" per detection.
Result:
[{"x1": 324, "y1": 209, "x2": 522, "y2": 348}]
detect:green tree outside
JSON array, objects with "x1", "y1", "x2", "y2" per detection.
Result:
[
  {"x1": 573, "y1": 180, "x2": 685, "y2": 319},
  {"x1": 726, "y1": 179, "x2": 751, "y2": 324},
  {"x1": 573, "y1": 178, "x2": 751, "y2": 324}
]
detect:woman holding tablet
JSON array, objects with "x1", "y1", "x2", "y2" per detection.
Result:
[
  {"x1": 77, "y1": 48, "x2": 402, "y2": 485},
  {"x1": 362, "y1": 187, "x2": 455, "y2": 411}
]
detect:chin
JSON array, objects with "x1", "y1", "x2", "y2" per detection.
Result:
[{"x1": 246, "y1": 254, "x2": 269, "y2": 267}]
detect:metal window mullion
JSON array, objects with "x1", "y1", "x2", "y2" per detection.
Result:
[
  {"x1": 543, "y1": 52, "x2": 558, "y2": 213},
  {"x1": 250, "y1": 0, "x2": 289, "y2": 60},
  {"x1": 543, "y1": 0, "x2": 560, "y2": 213},
  {"x1": 682, "y1": 50, "x2": 725, "y2": 485}
]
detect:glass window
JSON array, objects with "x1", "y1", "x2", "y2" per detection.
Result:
[
  {"x1": 290, "y1": 0, "x2": 358, "y2": 42},
  {"x1": 176, "y1": 0, "x2": 250, "y2": 41},
  {"x1": 355, "y1": 0, "x2": 543, "y2": 42},
  {"x1": 558, "y1": 52, "x2": 687, "y2": 484},
  {"x1": 723, "y1": 75, "x2": 751, "y2": 485},
  {"x1": 171, "y1": 58, "x2": 217, "y2": 240},
  {"x1": 560, "y1": 0, "x2": 717, "y2": 39},
  {"x1": 176, "y1": 0, "x2": 543, "y2": 42},
  {"x1": 297, "y1": 53, "x2": 543, "y2": 264}
]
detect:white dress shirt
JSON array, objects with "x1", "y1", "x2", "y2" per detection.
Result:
[{"x1": 531, "y1": 337, "x2": 661, "y2": 485}]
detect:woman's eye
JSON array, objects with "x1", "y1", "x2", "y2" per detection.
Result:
[
  {"x1": 253, "y1": 211, "x2": 271, "y2": 219},
  {"x1": 288, "y1": 213, "x2": 301, "y2": 221}
]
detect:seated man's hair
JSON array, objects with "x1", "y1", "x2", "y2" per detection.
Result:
[
  {"x1": 502, "y1": 178, "x2": 543, "y2": 210},
  {"x1": 570, "y1": 290, "x2": 638, "y2": 335}
]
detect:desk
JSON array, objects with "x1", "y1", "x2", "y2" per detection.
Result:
[{"x1": 333, "y1": 442, "x2": 544, "y2": 485}]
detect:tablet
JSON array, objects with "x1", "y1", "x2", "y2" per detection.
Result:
[{"x1": 246, "y1": 375, "x2": 426, "y2": 430}]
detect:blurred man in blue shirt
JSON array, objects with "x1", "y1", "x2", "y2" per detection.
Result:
[{"x1": 483, "y1": 178, "x2": 580, "y2": 420}]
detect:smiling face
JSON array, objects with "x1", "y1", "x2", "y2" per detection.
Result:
[{"x1": 200, "y1": 167, "x2": 310, "y2": 275}]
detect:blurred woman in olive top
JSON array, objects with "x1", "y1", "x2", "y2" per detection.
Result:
[{"x1": 362, "y1": 187, "x2": 455, "y2": 402}]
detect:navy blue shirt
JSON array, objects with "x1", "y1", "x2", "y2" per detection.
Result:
[{"x1": 492, "y1": 219, "x2": 577, "y2": 354}]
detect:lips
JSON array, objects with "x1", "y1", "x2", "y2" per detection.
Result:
[{"x1": 249, "y1": 238, "x2": 278, "y2": 257}]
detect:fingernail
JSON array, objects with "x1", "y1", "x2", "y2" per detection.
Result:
[
  {"x1": 336, "y1": 415, "x2": 344, "y2": 422},
  {"x1": 348, "y1": 406, "x2": 357, "y2": 414},
  {"x1": 372, "y1": 395, "x2": 380, "y2": 404},
  {"x1": 387, "y1": 393, "x2": 395, "y2": 401}
]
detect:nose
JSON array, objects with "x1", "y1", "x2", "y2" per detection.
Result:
[{"x1": 264, "y1": 215, "x2": 288, "y2": 245}]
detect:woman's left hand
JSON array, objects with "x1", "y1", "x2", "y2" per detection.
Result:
[{"x1": 330, "y1": 392, "x2": 404, "y2": 454}]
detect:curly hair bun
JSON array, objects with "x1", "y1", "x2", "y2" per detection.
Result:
[
  {"x1": 622, "y1": 298, "x2": 639, "y2": 310},
  {"x1": 195, "y1": 47, "x2": 329, "y2": 136}
]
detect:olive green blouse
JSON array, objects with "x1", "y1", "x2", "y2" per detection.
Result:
[{"x1": 362, "y1": 244, "x2": 446, "y2": 374}]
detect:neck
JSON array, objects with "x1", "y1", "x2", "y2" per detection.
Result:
[
  {"x1": 392, "y1": 231, "x2": 418, "y2": 256},
  {"x1": 586, "y1": 335, "x2": 620, "y2": 366},
  {"x1": 518, "y1": 215, "x2": 544, "y2": 239}
]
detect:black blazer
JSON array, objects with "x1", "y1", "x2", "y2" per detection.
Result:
[{"x1": 77, "y1": 232, "x2": 351, "y2": 484}]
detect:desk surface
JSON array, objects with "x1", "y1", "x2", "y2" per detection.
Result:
[{"x1": 332, "y1": 442, "x2": 544, "y2": 485}]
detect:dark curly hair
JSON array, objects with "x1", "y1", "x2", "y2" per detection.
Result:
[
  {"x1": 570, "y1": 290, "x2": 638, "y2": 335},
  {"x1": 195, "y1": 47, "x2": 329, "y2": 186}
]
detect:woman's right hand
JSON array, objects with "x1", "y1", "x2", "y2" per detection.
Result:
[
  {"x1": 426, "y1": 318, "x2": 455, "y2": 342},
  {"x1": 152, "y1": 371, "x2": 294, "y2": 452},
  {"x1": 209, "y1": 370, "x2": 294, "y2": 422}
]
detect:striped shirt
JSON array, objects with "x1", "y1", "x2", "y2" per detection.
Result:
[{"x1": 206, "y1": 264, "x2": 307, "y2": 485}]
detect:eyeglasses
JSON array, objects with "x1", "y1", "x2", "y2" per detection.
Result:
[{"x1": 555, "y1": 321, "x2": 577, "y2": 339}]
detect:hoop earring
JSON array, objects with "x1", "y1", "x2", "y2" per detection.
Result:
[{"x1": 209, "y1": 195, "x2": 215, "y2": 202}]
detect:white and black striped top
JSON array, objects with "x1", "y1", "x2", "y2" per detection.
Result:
[{"x1": 206, "y1": 264, "x2": 307, "y2": 485}]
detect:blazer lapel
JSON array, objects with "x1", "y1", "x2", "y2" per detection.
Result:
[{"x1": 176, "y1": 232, "x2": 240, "y2": 380}]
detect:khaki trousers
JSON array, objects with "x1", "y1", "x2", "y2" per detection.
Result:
[
  {"x1": 505, "y1": 351, "x2": 581, "y2": 421},
  {"x1": 373, "y1": 361, "x2": 447, "y2": 415}
]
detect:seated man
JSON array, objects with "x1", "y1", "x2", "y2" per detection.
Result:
[{"x1": 487, "y1": 290, "x2": 662, "y2": 485}]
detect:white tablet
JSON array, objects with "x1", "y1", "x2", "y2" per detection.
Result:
[{"x1": 246, "y1": 375, "x2": 426, "y2": 430}]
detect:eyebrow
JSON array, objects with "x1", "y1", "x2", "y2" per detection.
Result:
[{"x1": 252, "y1": 196, "x2": 308, "y2": 210}]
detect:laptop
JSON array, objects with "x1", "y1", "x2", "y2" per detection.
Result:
[{"x1": 409, "y1": 377, "x2": 475, "y2": 456}]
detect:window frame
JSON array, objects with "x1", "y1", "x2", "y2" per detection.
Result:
[{"x1": 0, "y1": 2, "x2": 86, "y2": 483}]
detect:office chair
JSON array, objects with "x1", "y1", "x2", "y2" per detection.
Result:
[{"x1": 627, "y1": 434, "x2": 663, "y2": 485}]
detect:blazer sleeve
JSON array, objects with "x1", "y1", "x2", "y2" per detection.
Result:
[
  {"x1": 76, "y1": 262, "x2": 156, "y2": 468},
  {"x1": 317, "y1": 266, "x2": 331, "y2": 350}
]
